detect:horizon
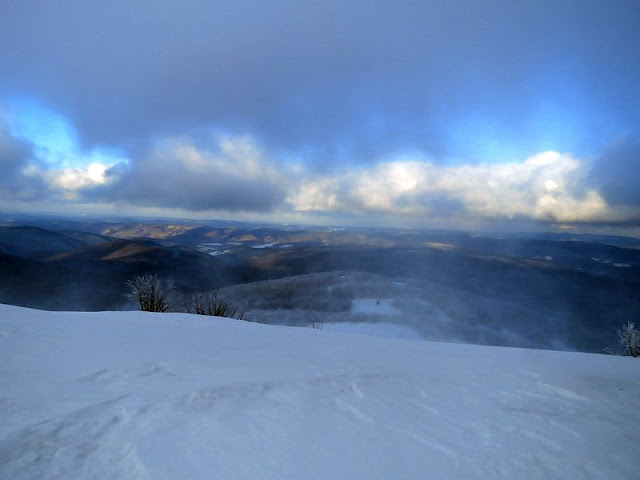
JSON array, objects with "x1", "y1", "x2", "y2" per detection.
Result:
[{"x1": 3, "y1": 210, "x2": 640, "y2": 241}]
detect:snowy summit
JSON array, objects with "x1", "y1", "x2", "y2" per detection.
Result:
[{"x1": 1, "y1": 303, "x2": 638, "y2": 479}]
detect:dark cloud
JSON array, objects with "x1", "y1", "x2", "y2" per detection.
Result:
[
  {"x1": 588, "y1": 134, "x2": 640, "y2": 208},
  {"x1": 0, "y1": 116, "x2": 49, "y2": 200},
  {"x1": 84, "y1": 138, "x2": 287, "y2": 212},
  {"x1": 0, "y1": 120, "x2": 29, "y2": 175},
  {"x1": 410, "y1": 192, "x2": 466, "y2": 218},
  {"x1": 1, "y1": 1, "x2": 638, "y2": 161}
]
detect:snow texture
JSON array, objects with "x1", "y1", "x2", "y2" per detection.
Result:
[{"x1": 1, "y1": 304, "x2": 638, "y2": 479}]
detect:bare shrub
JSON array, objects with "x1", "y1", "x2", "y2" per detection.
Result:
[
  {"x1": 127, "y1": 274, "x2": 174, "y2": 312},
  {"x1": 187, "y1": 292, "x2": 244, "y2": 319},
  {"x1": 310, "y1": 314, "x2": 324, "y2": 330},
  {"x1": 618, "y1": 321, "x2": 640, "y2": 357}
]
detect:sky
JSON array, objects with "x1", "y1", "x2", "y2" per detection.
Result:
[{"x1": 0, "y1": 1, "x2": 639, "y2": 233}]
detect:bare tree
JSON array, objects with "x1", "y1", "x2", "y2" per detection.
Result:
[
  {"x1": 618, "y1": 321, "x2": 640, "y2": 357},
  {"x1": 127, "y1": 274, "x2": 174, "y2": 312}
]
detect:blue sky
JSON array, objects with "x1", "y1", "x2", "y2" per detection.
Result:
[{"x1": 0, "y1": 1, "x2": 639, "y2": 232}]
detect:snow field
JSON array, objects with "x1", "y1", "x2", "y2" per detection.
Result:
[
  {"x1": 1, "y1": 304, "x2": 639, "y2": 479},
  {"x1": 321, "y1": 321, "x2": 422, "y2": 340},
  {"x1": 350, "y1": 298, "x2": 402, "y2": 316}
]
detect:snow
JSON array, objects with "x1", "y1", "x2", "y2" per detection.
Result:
[
  {"x1": 591, "y1": 257, "x2": 632, "y2": 268},
  {"x1": 207, "y1": 249, "x2": 232, "y2": 256},
  {"x1": 251, "y1": 243, "x2": 275, "y2": 249},
  {"x1": 196, "y1": 243, "x2": 233, "y2": 256},
  {"x1": 1, "y1": 303, "x2": 639, "y2": 479},
  {"x1": 351, "y1": 298, "x2": 402, "y2": 315},
  {"x1": 321, "y1": 322, "x2": 422, "y2": 340}
]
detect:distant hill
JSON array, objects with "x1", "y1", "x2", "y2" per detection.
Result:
[
  {"x1": 0, "y1": 226, "x2": 87, "y2": 259},
  {"x1": 0, "y1": 229, "x2": 260, "y2": 311},
  {"x1": 0, "y1": 252, "x2": 70, "y2": 309},
  {"x1": 232, "y1": 245, "x2": 640, "y2": 353},
  {"x1": 54, "y1": 229, "x2": 112, "y2": 246}
]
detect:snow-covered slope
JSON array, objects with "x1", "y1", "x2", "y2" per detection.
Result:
[{"x1": 1, "y1": 304, "x2": 638, "y2": 479}]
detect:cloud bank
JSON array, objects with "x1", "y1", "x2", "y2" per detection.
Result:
[
  {"x1": 289, "y1": 151, "x2": 610, "y2": 224},
  {"x1": 2, "y1": 108, "x2": 635, "y2": 229},
  {"x1": 90, "y1": 136, "x2": 288, "y2": 212}
]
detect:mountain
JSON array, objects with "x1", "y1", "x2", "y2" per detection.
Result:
[
  {"x1": 54, "y1": 229, "x2": 112, "y2": 246},
  {"x1": 1, "y1": 303, "x2": 638, "y2": 479},
  {"x1": 0, "y1": 231, "x2": 254, "y2": 311},
  {"x1": 0, "y1": 226, "x2": 87, "y2": 259},
  {"x1": 0, "y1": 252, "x2": 75, "y2": 310},
  {"x1": 219, "y1": 246, "x2": 640, "y2": 353}
]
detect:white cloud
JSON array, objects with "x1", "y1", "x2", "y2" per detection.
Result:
[
  {"x1": 3, "y1": 114, "x2": 631, "y2": 228},
  {"x1": 156, "y1": 135, "x2": 273, "y2": 181},
  {"x1": 50, "y1": 162, "x2": 112, "y2": 190},
  {"x1": 289, "y1": 151, "x2": 610, "y2": 223},
  {"x1": 18, "y1": 161, "x2": 115, "y2": 201},
  {"x1": 88, "y1": 134, "x2": 289, "y2": 212}
]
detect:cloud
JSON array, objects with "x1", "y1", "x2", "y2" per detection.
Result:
[
  {"x1": 0, "y1": 116, "x2": 29, "y2": 175},
  {"x1": 85, "y1": 135, "x2": 288, "y2": 212},
  {"x1": 0, "y1": 109, "x2": 122, "y2": 204},
  {"x1": 0, "y1": 1, "x2": 638, "y2": 161},
  {"x1": 0, "y1": 114, "x2": 50, "y2": 201},
  {"x1": 0, "y1": 114, "x2": 286, "y2": 214},
  {"x1": 588, "y1": 134, "x2": 640, "y2": 209},
  {"x1": 2, "y1": 101, "x2": 638, "y2": 229},
  {"x1": 5, "y1": 102, "x2": 635, "y2": 228},
  {"x1": 3, "y1": 108, "x2": 639, "y2": 229},
  {"x1": 43, "y1": 163, "x2": 113, "y2": 200},
  {"x1": 289, "y1": 151, "x2": 614, "y2": 223}
]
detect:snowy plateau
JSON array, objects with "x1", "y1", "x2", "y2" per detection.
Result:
[{"x1": 1, "y1": 303, "x2": 638, "y2": 479}]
